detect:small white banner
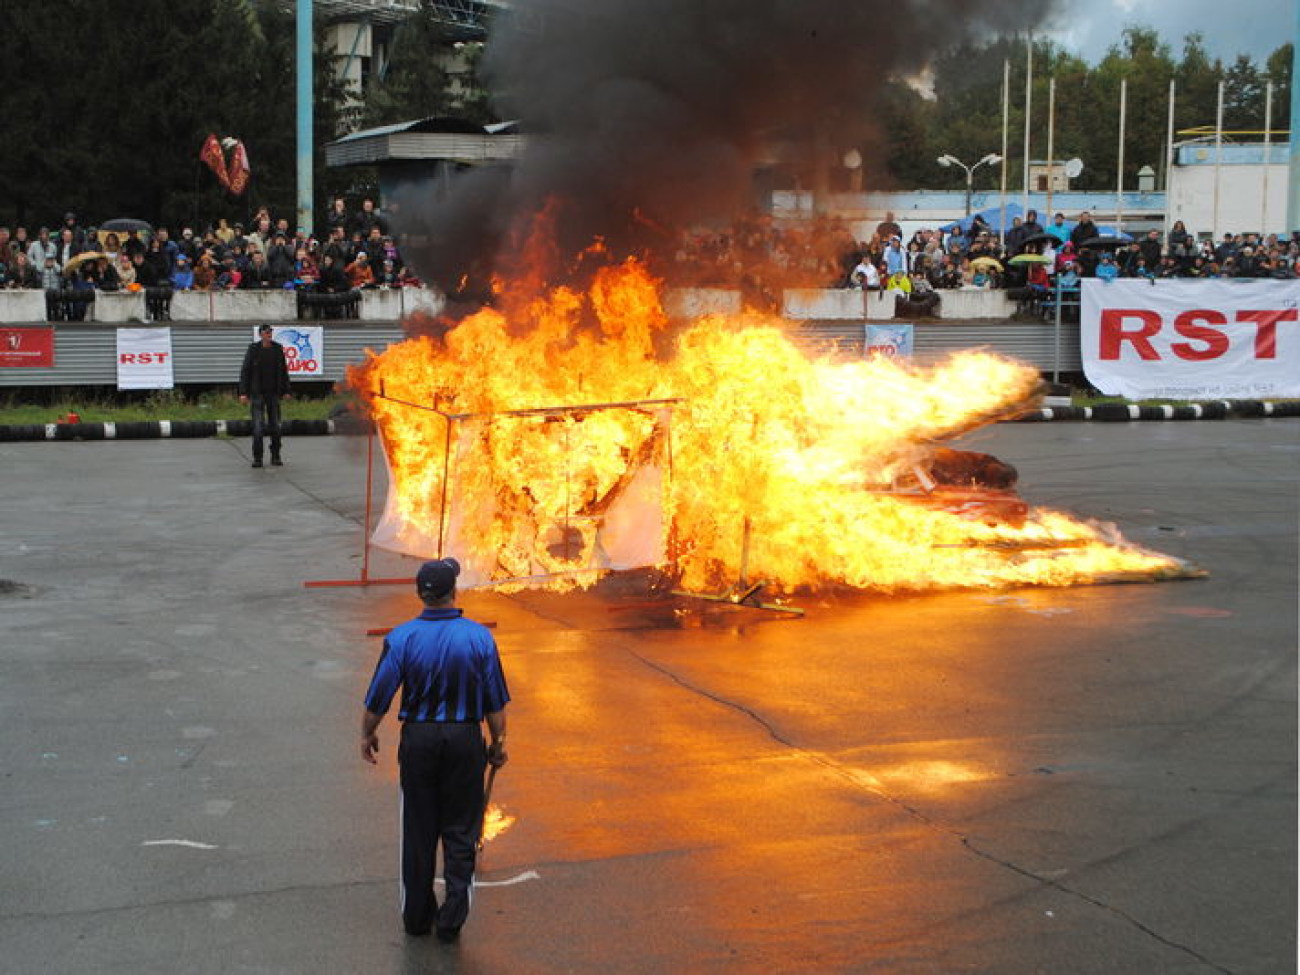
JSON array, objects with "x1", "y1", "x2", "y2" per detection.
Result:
[
  {"x1": 116, "y1": 327, "x2": 174, "y2": 390},
  {"x1": 1081, "y1": 279, "x2": 1300, "y2": 399},
  {"x1": 252, "y1": 325, "x2": 324, "y2": 379},
  {"x1": 865, "y1": 322, "x2": 914, "y2": 360}
]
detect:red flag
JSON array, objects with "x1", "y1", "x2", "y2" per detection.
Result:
[
  {"x1": 200, "y1": 134, "x2": 230, "y2": 190},
  {"x1": 227, "y1": 140, "x2": 251, "y2": 196}
]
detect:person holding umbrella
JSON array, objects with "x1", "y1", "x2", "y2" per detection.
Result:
[
  {"x1": 1069, "y1": 212, "x2": 1098, "y2": 250},
  {"x1": 360, "y1": 558, "x2": 511, "y2": 942}
]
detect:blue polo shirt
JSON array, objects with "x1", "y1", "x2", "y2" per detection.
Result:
[{"x1": 363, "y1": 608, "x2": 510, "y2": 722}]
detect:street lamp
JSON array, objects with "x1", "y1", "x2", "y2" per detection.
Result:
[{"x1": 937, "y1": 153, "x2": 1003, "y2": 217}]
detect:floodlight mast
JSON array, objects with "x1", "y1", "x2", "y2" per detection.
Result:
[{"x1": 937, "y1": 153, "x2": 1003, "y2": 216}]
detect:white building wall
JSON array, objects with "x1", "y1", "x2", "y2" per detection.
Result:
[{"x1": 1167, "y1": 163, "x2": 1290, "y2": 238}]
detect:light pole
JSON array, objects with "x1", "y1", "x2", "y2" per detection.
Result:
[{"x1": 937, "y1": 153, "x2": 1003, "y2": 217}]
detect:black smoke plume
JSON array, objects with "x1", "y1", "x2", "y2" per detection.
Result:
[{"x1": 392, "y1": 0, "x2": 1053, "y2": 297}]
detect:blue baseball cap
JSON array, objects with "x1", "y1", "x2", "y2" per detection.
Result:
[{"x1": 416, "y1": 558, "x2": 460, "y2": 597}]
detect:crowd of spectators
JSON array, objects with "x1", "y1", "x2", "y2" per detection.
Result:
[
  {"x1": 0, "y1": 198, "x2": 421, "y2": 319},
  {"x1": 663, "y1": 207, "x2": 1299, "y2": 318},
  {"x1": 839, "y1": 209, "x2": 1300, "y2": 318},
  {"x1": 6, "y1": 200, "x2": 1295, "y2": 322}
]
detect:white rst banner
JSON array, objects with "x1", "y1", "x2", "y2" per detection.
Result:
[
  {"x1": 1081, "y1": 279, "x2": 1300, "y2": 400},
  {"x1": 116, "y1": 327, "x2": 174, "y2": 390}
]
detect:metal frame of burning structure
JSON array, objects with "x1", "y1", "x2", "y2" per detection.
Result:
[{"x1": 368, "y1": 384, "x2": 681, "y2": 591}]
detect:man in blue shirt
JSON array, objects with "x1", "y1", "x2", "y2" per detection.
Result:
[{"x1": 361, "y1": 557, "x2": 511, "y2": 941}]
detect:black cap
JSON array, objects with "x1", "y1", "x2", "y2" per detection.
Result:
[
  {"x1": 416, "y1": 558, "x2": 460, "y2": 598},
  {"x1": 258, "y1": 323, "x2": 273, "y2": 333}
]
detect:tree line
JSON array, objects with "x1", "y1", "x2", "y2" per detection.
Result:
[
  {"x1": 880, "y1": 28, "x2": 1293, "y2": 196},
  {"x1": 0, "y1": 4, "x2": 1289, "y2": 233}
]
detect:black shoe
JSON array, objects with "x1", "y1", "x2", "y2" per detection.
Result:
[
  {"x1": 435, "y1": 927, "x2": 461, "y2": 943},
  {"x1": 404, "y1": 925, "x2": 431, "y2": 937},
  {"x1": 270, "y1": 455, "x2": 283, "y2": 466},
  {"x1": 251, "y1": 459, "x2": 264, "y2": 468}
]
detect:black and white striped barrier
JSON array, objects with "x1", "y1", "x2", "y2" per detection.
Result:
[
  {"x1": 1015, "y1": 401, "x2": 1300, "y2": 422},
  {"x1": 0, "y1": 403, "x2": 1295, "y2": 442},
  {"x1": 0, "y1": 418, "x2": 355, "y2": 442}
]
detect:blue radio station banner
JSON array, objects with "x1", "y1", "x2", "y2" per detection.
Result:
[
  {"x1": 865, "y1": 323, "x2": 913, "y2": 360},
  {"x1": 252, "y1": 325, "x2": 324, "y2": 379}
]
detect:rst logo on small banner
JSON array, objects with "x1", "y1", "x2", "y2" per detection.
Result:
[
  {"x1": 0, "y1": 327, "x2": 55, "y2": 367},
  {"x1": 1081, "y1": 279, "x2": 1300, "y2": 400},
  {"x1": 253, "y1": 325, "x2": 324, "y2": 378},
  {"x1": 117, "y1": 327, "x2": 175, "y2": 390}
]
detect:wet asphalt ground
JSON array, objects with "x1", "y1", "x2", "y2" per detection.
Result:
[{"x1": 1, "y1": 419, "x2": 1295, "y2": 974}]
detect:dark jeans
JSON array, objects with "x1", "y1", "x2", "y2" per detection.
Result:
[
  {"x1": 397, "y1": 722, "x2": 487, "y2": 936},
  {"x1": 249, "y1": 395, "x2": 282, "y2": 461}
]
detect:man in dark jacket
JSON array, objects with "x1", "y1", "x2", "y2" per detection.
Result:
[
  {"x1": 238, "y1": 324, "x2": 291, "y2": 467},
  {"x1": 1069, "y1": 211, "x2": 1098, "y2": 250}
]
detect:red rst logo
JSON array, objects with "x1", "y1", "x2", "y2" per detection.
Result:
[{"x1": 1099, "y1": 308, "x2": 1298, "y2": 361}]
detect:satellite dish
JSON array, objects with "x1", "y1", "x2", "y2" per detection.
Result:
[
  {"x1": 1064, "y1": 158, "x2": 1084, "y2": 179},
  {"x1": 843, "y1": 149, "x2": 863, "y2": 171}
]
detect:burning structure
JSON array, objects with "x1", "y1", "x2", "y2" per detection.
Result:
[
  {"x1": 347, "y1": 0, "x2": 1195, "y2": 596},
  {"x1": 350, "y1": 258, "x2": 1193, "y2": 595}
]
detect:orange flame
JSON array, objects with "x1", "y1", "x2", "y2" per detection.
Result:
[
  {"x1": 350, "y1": 258, "x2": 1190, "y2": 595},
  {"x1": 481, "y1": 804, "x2": 515, "y2": 844}
]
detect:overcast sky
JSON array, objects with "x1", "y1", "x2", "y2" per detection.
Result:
[{"x1": 1044, "y1": 0, "x2": 1296, "y2": 65}]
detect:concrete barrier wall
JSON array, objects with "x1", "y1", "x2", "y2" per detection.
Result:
[
  {"x1": 0, "y1": 290, "x2": 48, "y2": 321},
  {"x1": 0, "y1": 287, "x2": 445, "y2": 324},
  {"x1": 934, "y1": 288, "x2": 1017, "y2": 320},
  {"x1": 211, "y1": 290, "x2": 298, "y2": 321},
  {"x1": 359, "y1": 287, "x2": 445, "y2": 320},
  {"x1": 171, "y1": 292, "x2": 214, "y2": 321},
  {"x1": 662, "y1": 288, "x2": 744, "y2": 319},
  {"x1": 91, "y1": 293, "x2": 146, "y2": 322},
  {"x1": 783, "y1": 289, "x2": 897, "y2": 321}
]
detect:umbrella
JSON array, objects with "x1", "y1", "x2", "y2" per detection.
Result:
[
  {"x1": 969, "y1": 257, "x2": 1003, "y2": 271},
  {"x1": 63, "y1": 251, "x2": 106, "y2": 274},
  {"x1": 1018, "y1": 232, "x2": 1058, "y2": 249},
  {"x1": 1009, "y1": 253, "x2": 1053, "y2": 265},
  {"x1": 1078, "y1": 236, "x2": 1130, "y2": 249},
  {"x1": 100, "y1": 218, "x2": 152, "y2": 234}
]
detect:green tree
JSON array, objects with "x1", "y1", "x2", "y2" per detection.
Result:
[
  {"x1": 0, "y1": 0, "x2": 363, "y2": 234},
  {"x1": 1174, "y1": 32, "x2": 1224, "y2": 135},
  {"x1": 1264, "y1": 43, "x2": 1293, "y2": 137},
  {"x1": 1222, "y1": 54, "x2": 1264, "y2": 130}
]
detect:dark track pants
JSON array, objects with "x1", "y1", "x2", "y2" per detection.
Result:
[
  {"x1": 398, "y1": 721, "x2": 487, "y2": 936},
  {"x1": 249, "y1": 395, "x2": 282, "y2": 462}
]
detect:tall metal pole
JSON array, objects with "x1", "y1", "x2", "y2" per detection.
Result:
[
  {"x1": 1213, "y1": 80, "x2": 1225, "y2": 240},
  {"x1": 1287, "y1": 0, "x2": 1300, "y2": 232},
  {"x1": 1046, "y1": 77, "x2": 1056, "y2": 219},
  {"x1": 296, "y1": 0, "x2": 314, "y2": 238},
  {"x1": 1164, "y1": 79, "x2": 1176, "y2": 241},
  {"x1": 1116, "y1": 78, "x2": 1127, "y2": 234},
  {"x1": 1261, "y1": 81, "x2": 1273, "y2": 236},
  {"x1": 1023, "y1": 34, "x2": 1033, "y2": 216},
  {"x1": 1000, "y1": 59, "x2": 1010, "y2": 237}
]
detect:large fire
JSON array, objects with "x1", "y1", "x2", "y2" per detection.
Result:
[{"x1": 349, "y1": 259, "x2": 1192, "y2": 596}]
